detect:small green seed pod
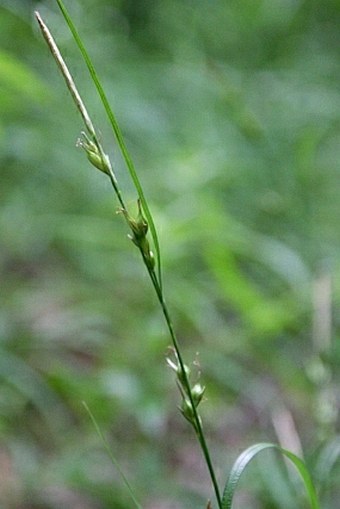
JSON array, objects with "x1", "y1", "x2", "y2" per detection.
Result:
[
  {"x1": 134, "y1": 199, "x2": 149, "y2": 239},
  {"x1": 180, "y1": 398, "x2": 195, "y2": 425},
  {"x1": 144, "y1": 249, "x2": 155, "y2": 270},
  {"x1": 177, "y1": 362, "x2": 190, "y2": 387},
  {"x1": 180, "y1": 398, "x2": 202, "y2": 432},
  {"x1": 191, "y1": 383, "x2": 206, "y2": 407},
  {"x1": 77, "y1": 132, "x2": 111, "y2": 175},
  {"x1": 124, "y1": 200, "x2": 149, "y2": 245},
  {"x1": 167, "y1": 358, "x2": 190, "y2": 385}
]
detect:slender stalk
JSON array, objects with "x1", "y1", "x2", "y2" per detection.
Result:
[
  {"x1": 141, "y1": 254, "x2": 222, "y2": 508},
  {"x1": 35, "y1": 11, "x2": 95, "y2": 139},
  {"x1": 55, "y1": 0, "x2": 163, "y2": 292},
  {"x1": 83, "y1": 402, "x2": 143, "y2": 509},
  {"x1": 35, "y1": 12, "x2": 127, "y2": 217},
  {"x1": 36, "y1": 8, "x2": 221, "y2": 507}
]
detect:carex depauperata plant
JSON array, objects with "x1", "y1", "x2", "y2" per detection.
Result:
[{"x1": 35, "y1": 2, "x2": 325, "y2": 508}]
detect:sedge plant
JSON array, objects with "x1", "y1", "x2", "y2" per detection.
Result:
[{"x1": 35, "y1": 2, "x2": 325, "y2": 508}]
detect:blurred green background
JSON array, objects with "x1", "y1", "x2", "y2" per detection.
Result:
[{"x1": 0, "y1": 0, "x2": 339, "y2": 507}]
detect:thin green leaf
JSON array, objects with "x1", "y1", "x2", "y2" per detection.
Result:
[
  {"x1": 82, "y1": 401, "x2": 143, "y2": 509},
  {"x1": 314, "y1": 435, "x2": 340, "y2": 489},
  {"x1": 221, "y1": 442, "x2": 320, "y2": 509},
  {"x1": 55, "y1": 0, "x2": 162, "y2": 290}
]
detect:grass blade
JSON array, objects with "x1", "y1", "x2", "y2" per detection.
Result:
[
  {"x1": 55, "y1": 0, "x2": 162, "y2": 290},
  {"x1": 82, "y1": 401, "x2": 143, "y2": 509},
  {"x1": 221, "y1": 442, "x2": 320, "y2": 509},
  {"x1": 314, "y1": 435, "x2": 340, "y2": 490}
]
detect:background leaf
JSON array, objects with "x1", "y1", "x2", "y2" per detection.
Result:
[{"x1": 222, "y1": 443, "x2": 320, "y2": 509}]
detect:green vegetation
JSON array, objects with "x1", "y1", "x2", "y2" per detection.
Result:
[{"x1": 0, "y1": 1, "x2": 339, "y2": 508}]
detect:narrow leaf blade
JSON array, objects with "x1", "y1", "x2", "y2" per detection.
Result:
[
  {"x1": 83, "y1": 402, "x2": 143, "y2": 509},
  {"x1": 55, "y1": 0, "x2": 162, "y2": 289},
  {"x1": 222, "y1": 442, "x2": 320, "y2": 509}
]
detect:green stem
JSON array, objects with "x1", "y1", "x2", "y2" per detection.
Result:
[
  {"x1": 142, "y1": 256, "x2": 222, "y2": 509},
  {"x1": 38, "y1": 5, "x2": 220, "y2": 504},
  {"x1": 56, "y1": 0, "x2": 162, "y2": 292},
  {"x1": 107, "y1": 168, "x2": 126, "y2": 211}
]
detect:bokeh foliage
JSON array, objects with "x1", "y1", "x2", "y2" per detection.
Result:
[{"x1": 0, "y1": 0, "x2": 339, "y2": 507}]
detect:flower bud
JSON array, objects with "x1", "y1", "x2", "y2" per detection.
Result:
[
  {"x1": 124, "y1": 200, "x2": 149, "y2": 244},
  {"x1": 180, "y1": 398, "x2": 195, "y2": 425},
  {"x1": 144, "y1": 248, "x2": 155, "y2": 270},
  {"x1": 166, "y1": 357, "x2": 190, "y2": 386},
  {"x1": 77, "y1": 132, "x2": 111, "y2": 175},
  {"x1": 191, "y1": 383, "x2": 205, "y2": 407},
  {"x1": 180, "y1": 398, "x2": 202, "y2": 431},
  {"x1": 134, "y1": 199, "x2": 149, "y2": 239},
  {"x1": 123, "y1": 201, "x2": 155, "y2": 270}
]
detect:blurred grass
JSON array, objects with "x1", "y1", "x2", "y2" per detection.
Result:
[{"x1": 0, "y1": 0, "x2": 339, "y2": 507}]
